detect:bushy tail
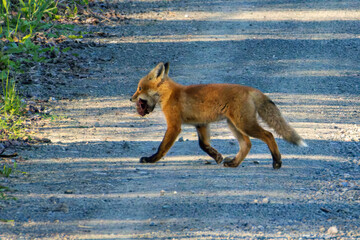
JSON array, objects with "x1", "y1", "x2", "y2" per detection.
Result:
[{"x1": 256, "y1": 95, "x2": 307, "y2": 147}]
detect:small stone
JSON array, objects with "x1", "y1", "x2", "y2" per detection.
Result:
[
  {"x1": 320, "y1": 207, "x2": 331, "y2": 213},
  {"x1": 327, "y1": 226, "x2": 338, "y2": 235},
  {"x1": 32, "y1": 137, "x2": 51, "y2": 143},
  {"x1": 0, "y1": 144, "x2": 5, "y2": 154},
  {"x1": 94, "y1": 122, "x2": 100, "y2": 127},
  {"x1": 64, "y1": 190, "x2": 74, "y2": 194},
  {"x1": 48, "y1": 196, "x2": 60, "y2": 204},
  {"x1": 149, "y1": 222, "x2": 156, "y2": 226},
  {"x1": 262, "y1": 198, "x2": 270, "y2": 204},
  {"x1": 122, "y1": 141, "x2": 130, "y2": 149},
  {"x1": 53, "y1": 203, "x2": 69, "y2": 213},
  {"x1": 178, "y1": 137, "x2": 184, "y2": 142},
  {"x1": 341, "y1": 182, "x2": 349, "y2": 187},
  {"x1": 173, "y1": 191, "x2": 177, "y2": 195},
  {"x1": 343, "y1": 173, "x2": 351, "y2": 178},
  {"x1": 253, "y1": 161, "x2": 260, "y2": 164},
  {"x1": 160, "y1": 190, "x2": 166, "y2": 196}
]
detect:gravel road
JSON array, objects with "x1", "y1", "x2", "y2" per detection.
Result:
[{"x1": 1, "y1": 0, "x2": 359, "y2": 239}]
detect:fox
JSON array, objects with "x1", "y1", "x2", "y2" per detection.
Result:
[{"x1": 131, "y1": 62, "x2": 307, "y2": 169}]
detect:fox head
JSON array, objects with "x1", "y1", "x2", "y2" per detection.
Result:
[{"x1": 131, "y1": 62, "x2": 170, "y2": 116}]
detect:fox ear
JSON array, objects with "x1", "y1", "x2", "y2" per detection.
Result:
[
  {"x1": 149, "y1": 62, "x2": 165, "y2": 80},
  {"x1": 164, "y1": 62, "x2": 170, "y2": 76}
]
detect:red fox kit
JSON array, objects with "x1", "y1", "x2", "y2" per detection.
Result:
[{"x1": 131, "y1": 62, "x2": 307, "y2": 169}]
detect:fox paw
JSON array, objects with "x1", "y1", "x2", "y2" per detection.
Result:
[
  {"x1": 223, "y1": 157, "x2": 240, "y2": 168},
  {"x1": 215, "y1": 154, "x2": 223, "y2": 164},
  {"x1": 140, "y1": 156, "x2": 155, "y2": 163},
  {"x1": 272, "y1": 161, "x2": 282, "y2": 169}
]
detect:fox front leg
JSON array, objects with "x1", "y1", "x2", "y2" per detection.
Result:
[{"x1": 140, "y1": 125, "x2": 181, "y2": 163}]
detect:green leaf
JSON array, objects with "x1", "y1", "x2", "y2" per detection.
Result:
[
  {"x1": 5, "y1": 47, "x2": 23, "y2": 54},
  {"x1": 2, "y1": 0, "x2": 8, "y2": 14},
  {"x1": 19, "y1": 0, "x2": 26, "y2": 7},
  {"x1": 0, "y1": 219, "x2": 14, "y2": 223},
  {"x1": 21, "y1": 33, "x2": 31, "y2": 42},
  {"x1": 68, "y1": 35, "x2": 83, "y2": 39},
  {"x1": 0, "y1": 72, "x2": 8, "y2": 80},
  {"x1": 62, "y1": 47, "x2": 71, "y2": 52}
]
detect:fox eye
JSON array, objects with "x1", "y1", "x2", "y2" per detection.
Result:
[{"x1": 139, "y1": 87, "x2": 142, "y2": 91}]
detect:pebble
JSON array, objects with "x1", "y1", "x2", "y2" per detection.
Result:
[
  {"x1": 343, "y1": 173, "x2": 351, "y2": 178},
  {"x1": 160, "y1": 190, "x2": 166, "y2": 196},
  {"x1": 178, "y1": 137, "x2": 184, "y2": 142},
  {"x1": 254, "y1": 198, "x2": 270, "y2": 204},
  {"x1": 320, "y1": 207, "x2": 331, "y2": 213},
  {"x1": 53, "y1": 203, "x2": 69, "y2": 213},
  {"x1": 122, "y1": 141, "x2": 130, "y2": 149},
  {"x1": 48, "y1": 197, "x2": 60, "y2": 204},
  {"x1": 327, "y1": 226, "x2": 338, "y2": 235},
  {"x1": 0, "y1": 144, "x2": 5, "y2": 154},
  {"x1": 94, "y1": 122, "x2": 100, "y2": 127}
]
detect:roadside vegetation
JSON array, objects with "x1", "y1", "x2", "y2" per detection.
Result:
[{"x1": 0, "y1": 0, "x2": 88, "y2": 178}]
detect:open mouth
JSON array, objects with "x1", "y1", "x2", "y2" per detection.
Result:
[{"x1": 136, "y1": 98, "x2": 152, "y2": 116}]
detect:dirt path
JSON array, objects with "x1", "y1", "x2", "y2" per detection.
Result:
[{"x1": 1, "y1": 1, "x2": 360, "y2": 239}]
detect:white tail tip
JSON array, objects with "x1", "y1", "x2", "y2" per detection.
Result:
[{"x1": 297, "y1": 140, "x2": 308, "y2": 147}]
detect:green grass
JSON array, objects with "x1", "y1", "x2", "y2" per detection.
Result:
[
  {"x1": 0, "y1": 163, "x2": 14, "y2": 177},
  {"x1": 0, "y1": 70, "x2": 27, "y2": 140},
  {"x1": 0, "y1": 0, "x2": 88, "y2": 141},
  {"x1": 0, "y1": 184, "x2": 17, "y2": 201}
]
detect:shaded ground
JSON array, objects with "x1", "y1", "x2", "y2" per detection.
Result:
[{"x1": 1, "y1": 0, "x2": 360, "y2": 239}]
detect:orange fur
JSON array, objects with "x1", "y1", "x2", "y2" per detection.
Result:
[{"x1": 131, "y1": 62, "x2": 307, "y2": 168}]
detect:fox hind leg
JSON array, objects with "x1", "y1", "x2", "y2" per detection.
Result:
[
  {"x1": 246, "y1": 125, "x2": 282, "y2": 169},
  {"x1": 224, "y1": 119, "x2": 252, "y2": 168},
  {"x1": 226, "y1": 116, "x2": 282, "y2": 169},
  {"x1": 196, "y1": 125, "x2": 223, "y2": 164}
]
